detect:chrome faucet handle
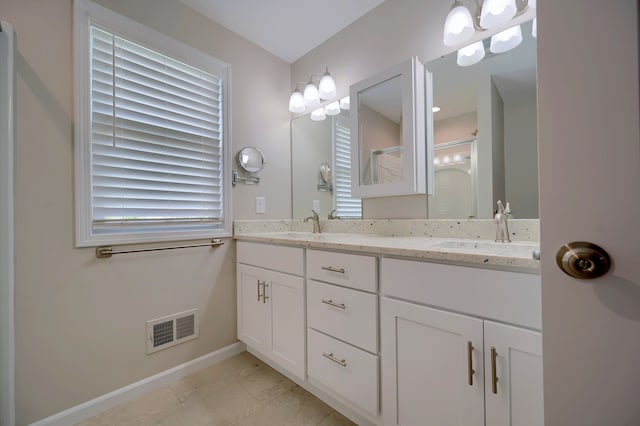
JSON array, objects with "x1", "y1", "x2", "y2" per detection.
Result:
[
  {"x1": 304, "y1": 210, "x2": 321, "y2": 233},
  {"x1": 328, "y1": 209, "x2": 341, "y2": 220}
]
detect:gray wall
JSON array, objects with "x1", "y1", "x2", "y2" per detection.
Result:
[{"x1": 0, "y1": 0, "x2": 290, "y2": 423}]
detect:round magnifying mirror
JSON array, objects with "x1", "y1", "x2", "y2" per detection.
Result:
[
  {"x1": 237, "y1": 147, "x2": 265, "y2": 173},
  {"x1": 319, "y1": 162, "x2": 331, "y2": 183}
]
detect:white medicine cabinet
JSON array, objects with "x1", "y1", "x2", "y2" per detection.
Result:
[{"x1": 350, "y1": 57, "x2": 433, "y2": 198}]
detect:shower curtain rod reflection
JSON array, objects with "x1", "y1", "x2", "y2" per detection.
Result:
[{"x1": 96, "y1": 238, "x2": 224, "y2": 259}]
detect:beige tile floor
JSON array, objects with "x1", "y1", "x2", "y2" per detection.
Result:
[{"x1": 75, "y1": 352, "x2": 357, "y2": 426}]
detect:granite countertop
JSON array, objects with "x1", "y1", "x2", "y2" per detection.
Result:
[{"x1": 234, "y1": 225, "x2": 541, "y2": 273}]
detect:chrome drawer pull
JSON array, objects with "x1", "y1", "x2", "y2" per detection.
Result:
[
  {"x1": 322, "y1": 352, "x2": 347, "y2": 367},
  {"x1": 321, "y1": 266, "x2": 346, "y2": 274},
  {"x1": 491, "y1": 347, "x2": 499, "y2": 394},
  {"x1": 467, "y1": 341, "x2": 475, "y2": 386},
  {"x1": 321, "y1": 299, "x2": 346, "y2": 309}
]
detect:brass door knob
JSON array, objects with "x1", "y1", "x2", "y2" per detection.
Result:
[{"x1": 556, "y1": 242, "x2": 611, "y2": 279}]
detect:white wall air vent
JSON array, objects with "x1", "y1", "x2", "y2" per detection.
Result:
[{"x1": 146, "y1": 309, "x2": 199, "y2": 354}]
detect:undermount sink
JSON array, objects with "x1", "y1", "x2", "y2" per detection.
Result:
[{"x1": 430, "y1": 240, "x2": 539, "y2": 259}]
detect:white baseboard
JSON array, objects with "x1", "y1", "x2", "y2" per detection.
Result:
[{"x1": 29, "y1": 341, "x2": 246, "y2": 426}]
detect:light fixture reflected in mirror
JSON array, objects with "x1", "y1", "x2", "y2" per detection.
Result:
[
  {"x1": 339, "y1": 96, "x2": 350, "y2": 110},
  {"x1": 457, "y1": 40, "x2": 485, "y2": 66},
  {"x1": 324, "y1": 101, "x2": 340, "y2": 116},
  {"x1": 532, "y1": 17, "x2": 537, "y2": 38},
  {"x1": 490, "y1": 24, "x2": 523, "y2": 53},
  {"x1": 310, "y1": 107, "x2": 326, "y2": 121}
]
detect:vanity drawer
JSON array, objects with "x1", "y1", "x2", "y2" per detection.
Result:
[
  {"x1": 307, "y1": 249, "x2": 376, "y2": 292},
  {"x1": 237, "y1": 241, "x2": 303, "y2": 276},
  {"x1": 381, "y1": 258, "x2": 541, "y2": 330},
  {"x1": 307, "y1": 280, "x2": 378, "y2": 353},
  {"x1": 307, "y1": 328, "x2": 379, "y2": 415}
]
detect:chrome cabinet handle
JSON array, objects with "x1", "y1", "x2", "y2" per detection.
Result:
[
  {"x1": 321, "y1": 266, "x2": 345, "y2": 274},
  {"x1": 257, "y1": 280, "x2": 267, "y2": 303},
  {"x1": 491, "y1": 347, "x2": 499, "y2": 394},
  {"x1": 321, "y1": 299, "x2": 346, "y2": 309},
  {"x1": 256, "y1": 280, "x2": 261, "y2": 302},
  {"x1": 322, "y1": 352, "x2": 347, "y2": 367},
  {"x1": 467, "y1": 341, "x2": 475, "y2": 386}
]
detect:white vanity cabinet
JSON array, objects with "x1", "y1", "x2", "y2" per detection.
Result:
[
  {"x1": 236, "y1": 241, "x2": 305, "y2": 380},
  {"x1": 380, "y1": 258, "x2": 543, "y2": 426},
  {"x1": 305, "y1": 249, "x2": 380, "y2": 417}
]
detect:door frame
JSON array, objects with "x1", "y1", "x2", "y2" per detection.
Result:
[{"x1": 0, "y1": 19, "x2": 16, "y2": 426}]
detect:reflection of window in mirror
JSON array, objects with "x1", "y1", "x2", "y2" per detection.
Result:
[{"x1": 334, "y1": 114, "x2": 362, "y2": 218}]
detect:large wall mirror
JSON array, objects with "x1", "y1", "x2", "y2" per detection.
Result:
[
  {"x1": 427, "y1": 19, "x2": 538, "y2": 219},
  {"x1": 351, "y1": 57, "x2": 428, "y2": 198},
  {"x1": 291, "y1": 110, "x2": 363, "y2": 219}
]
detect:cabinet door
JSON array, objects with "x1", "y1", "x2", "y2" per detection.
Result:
[
  {"x1": 484, "y1": 321, "x2": 543, "y2": 426},
  {"x1": 237, "y1": 264, "x2": 269, "y2": 351},
  {"x1": 267, "y1": 269, "x2": 305, "y2": 380},
  {"x1": 381, "y1": 297, "x2": 484, "y2": 426}
]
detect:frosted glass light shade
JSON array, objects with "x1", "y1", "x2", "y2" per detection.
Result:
[
  {"x1": 443, "y1": 3, "x2": 475, "y2": 46},
  {"x1": 310, "y1": 107, "x2": 326, "y2": 121},
  {"x1": 303, "y1": 81, "x2": 320, "y2": 107},
  {"x1": 532, "y1": 17, "x2": 537, "y2": 38},
  {"x1": 325, "y1": 101, "x2": 340, "y2": 116},
  {"x1": 339, "y1": 96, "x2": 350, "y2": 110},
  {"x1": 490, "y1": 24, "x2": 522, "y2": 53},
  {"x1": 288, "y1": 89, "x2": 305, "y2": 113},
  {"x1": 318, "y1": 68, "x2": 337, "y2": 99},
  {"x1": 480, "y1": 0, "x2": 517, "y2": 29},
  {"x1": 457, "y1": 41, "x2": 485, "y2": 66}
]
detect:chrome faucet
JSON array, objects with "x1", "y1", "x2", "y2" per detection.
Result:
[
  {"x1": 328, "y1": 209, "x2": 341, "y2": 220},
  {"x1": 304, "y1": 210, "x2": 321, "y2": 233},
  {"x1": 494, "y1": 200, "x2": 511, "y2": 243}
]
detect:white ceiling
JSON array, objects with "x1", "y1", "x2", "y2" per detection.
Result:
[{"x1": 178, "y1": 0, "x2": 387, "y2": 63}]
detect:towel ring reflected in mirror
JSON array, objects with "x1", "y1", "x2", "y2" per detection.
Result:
[{"x1": 233, "y1": 146, "x2": 264, "y2": 185}]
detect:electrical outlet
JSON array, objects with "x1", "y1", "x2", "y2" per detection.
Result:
[
  {"x1": 313, "y1": 199, "x2": 320, "y2": 212},
  {"x1": 256, "y1": 197, "x2": 266, "y2": 214}
]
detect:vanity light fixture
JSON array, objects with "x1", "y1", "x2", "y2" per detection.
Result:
[
  {"x1": 432, "y1": 106, "x2": 441, "y2": 112},
  {"x1": 289, "y1": 68, "x2": 343, "y2": 115},
  {"x1": 457, "y1": 40, "x2": 486, "y2": 66},
  {"x1": 479, "y1": 0, "x2": 517, "y2": 30},
  {"x1": 303, "y1": 78, "x2": 320, "y2": 108},
  {"x1": 442, "y1": 0, "x2": 534, "y2": 58},
  {"x1": 310, "y1": 107, "x2": 326, "y2": 121},
  {"x1": 318, "y1": 67, "x2": 337, "y2": 99},
  {"x1": 490, "y1": 24, "x2": 523, "y2": 53},
  {"x1": 443, "y1": 0, "x2": 475, "y2": 47},
  {"x1": 288, "y1": 86, "x2": 305, "y2": 113}
]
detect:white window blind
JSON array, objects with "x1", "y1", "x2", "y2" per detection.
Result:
[
  {"x1": 89, "y1": 26, "x2": 224, "y2": 233},
  {"x1": 334, "y1": 116, "x2": 362, "y2": 218}
]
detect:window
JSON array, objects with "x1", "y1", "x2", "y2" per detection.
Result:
[
  {"x1": 333, "y1": 115, "x2": 362, "y2": 218},
  {"x1": 74, "y1": 0, "x2": 231, "y2": 246}
]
